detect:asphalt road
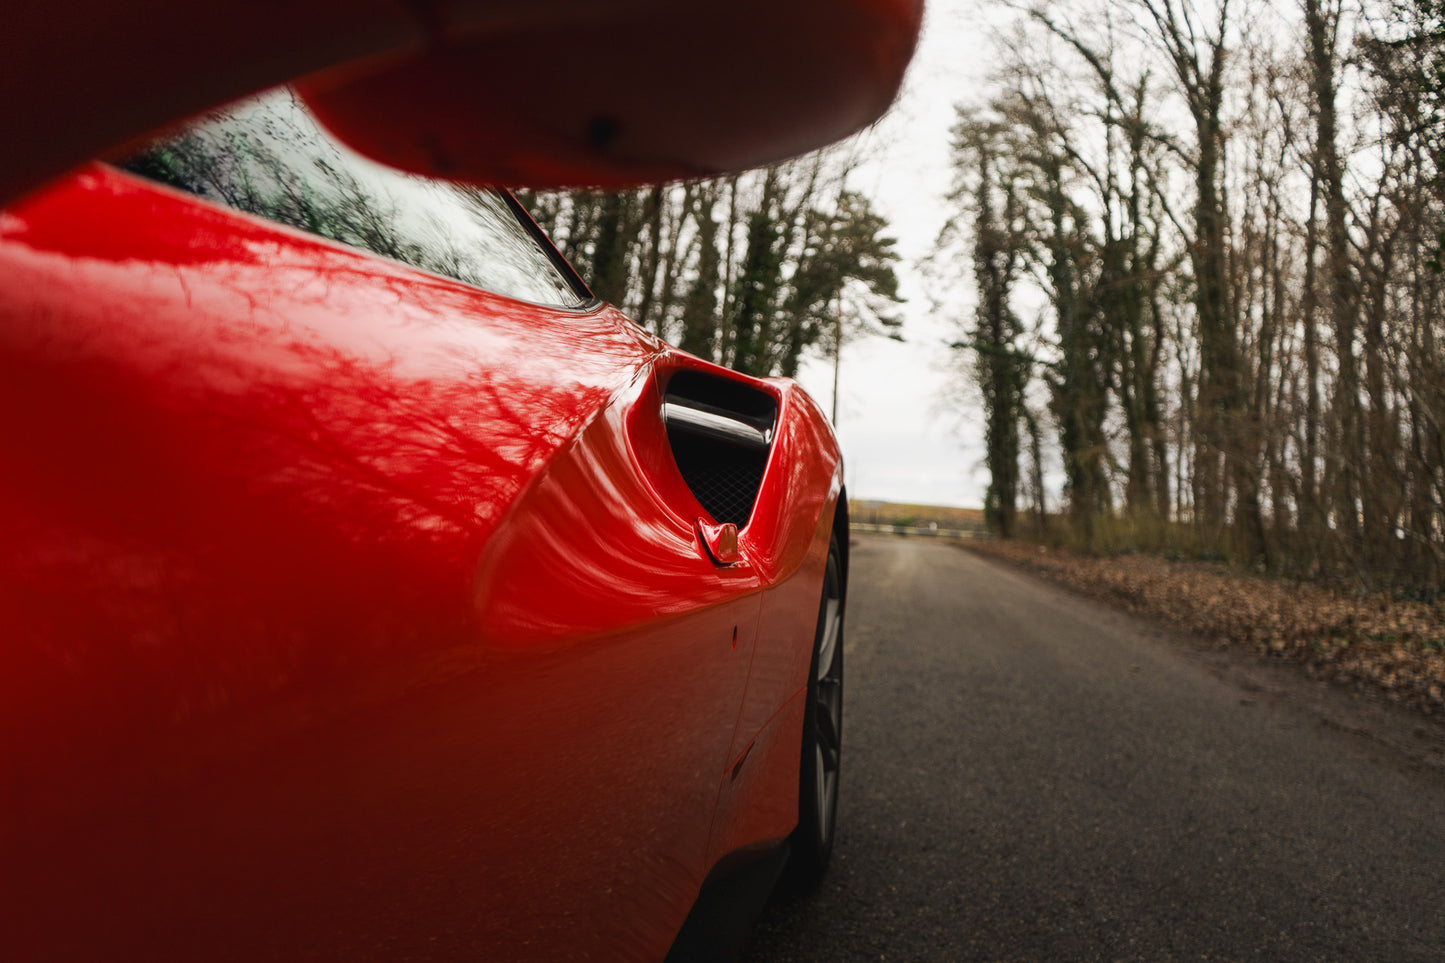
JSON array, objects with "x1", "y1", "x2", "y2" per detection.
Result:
[{"x1": 743, "y1": 534, "x2": 1445, "y2": 962}]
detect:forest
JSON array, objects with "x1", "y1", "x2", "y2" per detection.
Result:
[
  {"x1": 514, "y1": 151, "x2": 904, "y2": 383},
  {"x1": 941, "y1": 0, "x2": 1445, "y2": 593}
]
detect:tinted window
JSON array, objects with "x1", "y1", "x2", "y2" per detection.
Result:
[{"x1": 122, "y1": 90, "x2": 586, "y2": 308}]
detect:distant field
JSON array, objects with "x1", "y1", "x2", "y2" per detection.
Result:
[{"x1": 848, "y1": 500, "x2": 986, "y2": 531}]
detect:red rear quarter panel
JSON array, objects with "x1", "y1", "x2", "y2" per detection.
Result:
[{"x1": 0, "y1": 166, "x2": 844, "y2": 959}]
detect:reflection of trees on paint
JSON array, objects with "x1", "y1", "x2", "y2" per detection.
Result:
[
  {"x1": 123, "y1": 91, "x2": 580, "y2": 307},
  {"x1": 6, "y1": 292, "x2": 616, "y2": 723}
]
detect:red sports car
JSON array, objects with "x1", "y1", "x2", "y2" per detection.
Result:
[{"x1": 0, "y1": 2, "x2": 919, "y2": 958}]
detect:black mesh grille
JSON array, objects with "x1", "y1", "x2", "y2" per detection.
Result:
[
  {"x1": 662, "y1": 372, "x2": 777, "y2": 528},
  {"x1": 666, "y1": 430, "x2": 768, "y2": 527}
]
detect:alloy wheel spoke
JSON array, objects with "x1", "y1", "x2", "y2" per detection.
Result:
[
  {"x1": 816, "y1": 597, "x2": 841, "y2": 681},
  {"x1": 815, "y1": 698, "x2": 841, "y2": 757},
  {"x1": 819, "y1": 740, "x2": 840, "y2": 771}
]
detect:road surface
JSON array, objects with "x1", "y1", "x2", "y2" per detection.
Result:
[{"x1": 743, "y1": 534, "x2": 1445, "y2": 961}]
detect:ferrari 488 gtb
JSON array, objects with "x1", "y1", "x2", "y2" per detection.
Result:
[{"x1": 0, "y1": 1, "x2": 921, "y2": 958}]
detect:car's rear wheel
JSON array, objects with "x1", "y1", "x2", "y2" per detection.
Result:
[{"x1": 782, "y1": 534, "x2": 844, "y2": 892}]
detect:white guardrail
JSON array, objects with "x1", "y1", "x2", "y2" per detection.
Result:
[{"x1": 849, "y1": 522, "x2": 985, "y2": 539}]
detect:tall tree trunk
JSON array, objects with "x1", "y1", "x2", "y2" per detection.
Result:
[
  {"x1": 654, "y1": 184, "x2": 698, "y2": 342},
  {"x1": 1301, "y1": 167, "x2": 1322, "y2": 560},
  {"x1": 589, "y1": 191, "x2": 633, "y2": 305},
  {"x1": 1304, "y1": 0, "x2": 1362, "y2": 559},
  {"x1": 679, "y1": 192, "x2": 722, "y2": 360},
  {"x1": 632, "y1": 186, "x2": 665, "y2": 330}
]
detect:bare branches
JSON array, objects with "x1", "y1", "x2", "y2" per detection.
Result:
[{"x1": 943, "y1": 0, "x2": 1445, "y2": 589}]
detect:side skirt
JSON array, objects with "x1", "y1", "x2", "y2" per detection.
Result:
[{"x1": 664, "y1": 844, "x2": 791, "y2": 963}]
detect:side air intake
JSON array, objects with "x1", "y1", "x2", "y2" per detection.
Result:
[{"x1": 662, "y1": 372, "x2": 777, "y2": 528}]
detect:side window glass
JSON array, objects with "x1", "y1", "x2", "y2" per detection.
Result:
[{"x1": 122, "y1": 90, "x2": 586, "y2": 308}]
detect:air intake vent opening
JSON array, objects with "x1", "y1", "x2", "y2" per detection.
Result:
[{"x1": 662, "y1": 372, "x2": 778, "y2": 528}]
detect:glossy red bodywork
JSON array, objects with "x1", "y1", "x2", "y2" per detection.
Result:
[{"x1": 0, "y1": 167, "x2": 843, "y2": 958}]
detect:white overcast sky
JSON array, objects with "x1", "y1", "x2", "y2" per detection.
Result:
[{"x1": 791, "y1": 0, "x2": 995, "y2": 508}]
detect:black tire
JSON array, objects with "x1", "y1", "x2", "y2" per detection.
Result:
[{"x1": 780, "y1": 535, "x2": 844, "y2": 893}]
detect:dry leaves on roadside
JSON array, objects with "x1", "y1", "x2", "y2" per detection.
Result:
[{"x1": 966, "y1": 540, "x2": 1445, "y2": 713}]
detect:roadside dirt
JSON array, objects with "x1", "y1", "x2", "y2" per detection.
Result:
[{"x1": 962, "y1": 538, "x2": 1445, "y2": 783}]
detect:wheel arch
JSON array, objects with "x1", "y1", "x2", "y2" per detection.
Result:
[{"x1": 832, "y1": 485, "x2": 850, "y2": 604}]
